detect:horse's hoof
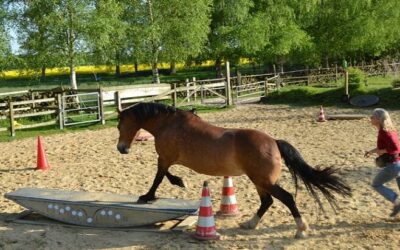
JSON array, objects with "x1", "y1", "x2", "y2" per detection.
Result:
[
  {"x1": 136, "y1": 198, "x2": 148, "y2": 204},
  {"x1": 239, "y1": 215, "x2": 260, "y2": 229},
  {"x1": 137, "y1": 195, "x2": 156, "y2": 204},
  {"x1": 295, "y1": 230, "x2": 307, "y2": 239},
  {"x1": 239, "y1": 220, "x2": 257, "y2": 229}
]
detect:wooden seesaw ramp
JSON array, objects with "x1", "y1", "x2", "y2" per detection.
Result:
[{"x1": 5, "y1": 187, "x2": 199, "y2": 229}]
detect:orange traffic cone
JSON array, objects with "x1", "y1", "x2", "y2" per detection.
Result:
[
  {"x1": 193, "y1": 181, "x2": 220, "y2": 240},
  {"x1": 217, "y1": 176, "x2": 239, "y2": 216},
  {"x1": 317, "y1": 106, "x2": 326, "y2": 122},
  {"x1": 36, "y1": 136, "x2": 50, "y2": 170}
]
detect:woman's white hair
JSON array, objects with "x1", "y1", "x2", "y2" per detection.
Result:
[{"x1": 372, "y1": 108, "x2": 396, "y2": 131}]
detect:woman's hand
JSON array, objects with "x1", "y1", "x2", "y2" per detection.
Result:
[{"x1": 364, "y1": 151, "x2": 372, "y2": 158}]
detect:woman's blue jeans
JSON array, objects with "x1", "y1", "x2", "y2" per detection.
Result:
[{"x1": 372, "y1": 161, "x2": 400, "y2": 202}]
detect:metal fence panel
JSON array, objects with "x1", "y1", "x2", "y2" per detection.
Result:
[{"x1": 62, "y1": 92, "x2": 101, "y2": 127}]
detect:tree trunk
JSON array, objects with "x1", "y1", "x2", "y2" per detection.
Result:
[
  {"x1": 115, "y1": 51, "x2": 121, "y2": 77},
  {"x1": 215, "y1": 58, "x2": 223, "y2": 78},
  {"x1": 70, "y1": 63, "x2": 77, "y2": 90},
  {"x1": 134, "y1": 62, "x2": 138, "y2": 72},
  {"x1": 40, "y1": 66, "x2": 46, "y2": 82},
  {"x1": 325, "y1": 55, "x2": 329, "y2": 68},
  {"x1": 147, "y1": 0, "x2": 160, "y2": 84},
  {"x1": 115, "y1": 64, "x2": 121, "y2": 77},
  {"x1": 170, "y1": 61, "x2": 176, "y2": 75},
  {"x1": 152, "y1": 62, "x2": 160, "y2": 84}
]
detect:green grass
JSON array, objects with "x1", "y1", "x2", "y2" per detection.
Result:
[
  {"x1": 265, "y1": 75, "x2": 400, "y2": 109},
  {"x1": 0, "y1": 119, "x2": 117, "y2": 142},
  {"x1": 1, "y1": 68, "x2": 399, "y2": 141},
  {"x1": 0, "y1": 103, "x2": 230, "y2": 142},
  {"x1": 0, "y1": 67, "x2": 223, "y2": 93}
]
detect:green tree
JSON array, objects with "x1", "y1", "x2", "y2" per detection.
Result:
[
  {"x1": 253, "y1": 0, "x2": 316, "y2": 71},
  {"x1": 159, "y1": 0, "x2": 212, "y2": 75},
  {"x1": 14, "y1": 1, "x2": 62, "y2": 80},
  {"x1": 14, "y1": 0, "x2": 94, "y2": 89},
  {"x1": 0, "y1": 0, "x2": 12, "y2": 72},
  {"x1": 88, "y1": 0, "x2": 127, "y2": 77},
  {"x1": 126, "y1": 0, "x2": 212, "y2": 83},
  {"x1": 305, "y1": 0, "x2": 400, "y2": 66},
  {"x1": 15, "y1": 0, "x2": 123, "y2": 89},
  {"x1": 356, "y1": 0, "x2": 400, "y2": 59},
  {"x1": 205, "y1": 0, "x2": 270, "y2": 76}
]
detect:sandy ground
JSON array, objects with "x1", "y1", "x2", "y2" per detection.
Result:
[{"x1": 0, "y1": 104, "x2": 399, "y2": 250}]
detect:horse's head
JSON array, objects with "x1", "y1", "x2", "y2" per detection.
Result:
[{"x1": 116, "y1": 108, "x2": 140, "y2": 154}]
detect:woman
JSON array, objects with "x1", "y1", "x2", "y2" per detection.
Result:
[{"x1": 364, "y1": 108, "x2": 400, "y2": 217}]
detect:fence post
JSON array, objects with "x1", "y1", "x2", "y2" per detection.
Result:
[
  {"x1": 344, "y1": 70, "x2": 349, "y2": 97},
  {"x1": 9, "y1": 101, "x2": 15, "y2": 137},
  {"x1": 115, "y1": 91, "x2": 121, "y2": 111},
  {"x1": 185, "y1": 78, "x2": 190, "y2": 102},
  {"x1": 225, "y1": 61, "x2": 233, "y2": 106},
  {"x1": 335, "y1": 64, "x2": 338, "y2": 83},
  {"x1": 99, "y1": 88, "x2": 105, "y2": 125},
  {"x1": 200, "y1": 84, "x2": 204, "y2": 104},
  {"x1": 172, "y1": 83, "x2": 177, "y2": 107},
  {"x1": 275, "y1": 75, "x2": 280, "y2": 90},
  {"x1": 192, "y1": 77, "x2": 197, "y2": 102},
  {"x1": 30, "y1": 91, "x2": 36, "y2": 113},
  {"x1": 264, "y1": 80, "x2": 268, "y2": 96},
  {"x1": 57, "y1": 94, "x2": 64, "y2": 130}
]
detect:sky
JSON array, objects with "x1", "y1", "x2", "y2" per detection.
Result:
[{"x1": 8, "y1": 28, "x2": 19, "y2": 53}]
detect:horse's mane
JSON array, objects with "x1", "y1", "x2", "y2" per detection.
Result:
[{"x1": 123, "y1": 102, "x2": 180, "y2": 122}]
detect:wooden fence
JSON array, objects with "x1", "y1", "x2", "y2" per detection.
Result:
[{"x1": 1, "y1": 61, "x2": 398, "y2": 136}]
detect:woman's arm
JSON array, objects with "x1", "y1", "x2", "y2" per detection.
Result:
[{"x1": 364, "y1": 148, "x2": 387, "y2": 157}]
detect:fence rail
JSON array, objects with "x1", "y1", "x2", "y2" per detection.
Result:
[{"x1": 1, "y1": 61, "x2": 398, "y2": 136}]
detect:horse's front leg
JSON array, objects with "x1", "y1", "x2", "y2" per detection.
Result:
[
  {"x1": 166, "y1": 171, "x2": 185, "y2": 188},
  {"x1": 138, "y1": 168, "x2": 167, "y2": 204}
]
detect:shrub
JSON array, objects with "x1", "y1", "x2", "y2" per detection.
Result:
[
  {"x1": 347, "y1": 67, "x2": 365, "y2": 89},
  {"x1": 391, "y1": 78, "x2": 400, "y2": 88}
]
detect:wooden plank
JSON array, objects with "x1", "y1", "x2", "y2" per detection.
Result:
[
  {"x1": 102, "y1": 84, "x2": 171, "y2": 102},
  {"x1": 202, "y1": 82, "x2": 225, "y2": 88},
  {"x1": 172, "y1": 215, "x2": 198, "y2": 232},
  {"x1": 121, "y1": 95, "x2": 170, "y2": 104},
  {"x1": 326, "y1": 114, "x2": 367, "y2": 120},
  {"x1": 17, "y1": 120, "x2": 57, "y2": 129},
  {"x1": 13, "y1": 98, "x2": 55, "y2": 106},
  {"x1": 0, "y1": 90, "x2": 29, "y2": 97},
  {"x1": 14, "y1": 110, "x2": 57, "y2": 119}
]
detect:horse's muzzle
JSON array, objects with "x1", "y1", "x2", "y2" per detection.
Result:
[{"x1": 117, "y1": 144, "x2": 130, "y2": 154}]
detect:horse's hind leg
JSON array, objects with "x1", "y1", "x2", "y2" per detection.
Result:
[
  {"x1": 240, "y1": 188, "x2": 273, "y2": 229},
  {"x1": 270, "y1": 184, "x2": 309, "y2": 238},
  {"x1": 166, "y1": 171, "x2": 185, "y2": 188}
]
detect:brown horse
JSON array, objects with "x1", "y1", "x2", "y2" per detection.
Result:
[{"x1": 117, "y1": 102, "x2": 351, "y2": 238}]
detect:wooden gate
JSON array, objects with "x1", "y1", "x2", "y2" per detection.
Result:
[{"x1": 233, "y1": 75, "x2": 280, "y2": 104}]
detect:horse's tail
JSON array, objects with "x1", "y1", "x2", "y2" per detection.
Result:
[{"x1": 276, "y1": 139, "x2": 351, "y2": 211}]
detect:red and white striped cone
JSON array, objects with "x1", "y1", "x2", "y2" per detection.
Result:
[
  {"x1": 217, "y1": 176, "x2": 239, "y2": 216},
  {"x1": 193, "y1": 181, "x2": 220, "y2": 240},
  {"x1": 318, "y1": 105, "x2": 326, "y2": 122}
]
